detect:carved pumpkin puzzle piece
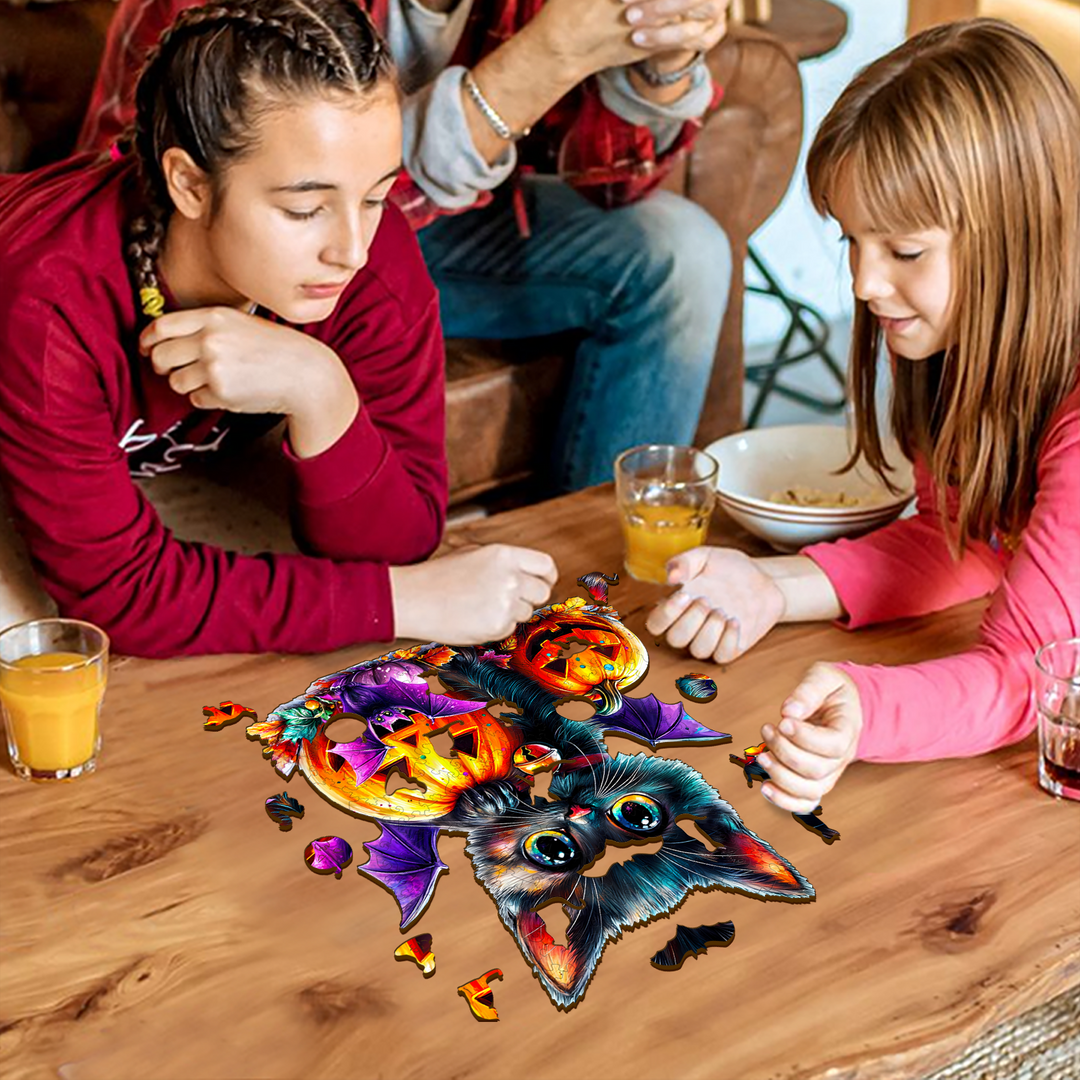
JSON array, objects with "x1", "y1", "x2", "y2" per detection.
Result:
[{"x1": 500, "y1": 598, "x2": 648, "y2": 714}]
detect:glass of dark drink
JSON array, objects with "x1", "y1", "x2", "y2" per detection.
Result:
[{"x1": 1034, "y1": 637, "x2": 1080, "y2": 801}]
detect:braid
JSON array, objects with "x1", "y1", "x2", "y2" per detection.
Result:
[{"x1": 125, "y1": 0, "x2": 392, "y2": 319}]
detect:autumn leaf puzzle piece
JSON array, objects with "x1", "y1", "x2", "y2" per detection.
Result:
[{"x1": 202, "y1": 701, "x2": 257, "y2": 730}]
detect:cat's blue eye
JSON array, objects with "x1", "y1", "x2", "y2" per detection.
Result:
[
  {"x1": 609, "y1": 794, "x2": 663, "y2": 833},
  {"x1": 523, "y1": 829, "x2": 579, "y2": 869}
]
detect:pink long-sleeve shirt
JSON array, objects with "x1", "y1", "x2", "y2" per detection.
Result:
[{"x1": 803, "y1": 385, "x2": 1080, "y2": 763}]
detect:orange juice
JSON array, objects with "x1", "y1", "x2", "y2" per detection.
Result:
[
  {"x1": 0, "y1": 652, "x2": 104, "y2": 773},
  {"x1": 621, "y1": 504, "x2": 709, "y2": 584}
]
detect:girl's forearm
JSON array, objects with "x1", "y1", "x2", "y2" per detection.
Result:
[{"x1": 757, "y1": 555, "x2": 845, "y2": 623}]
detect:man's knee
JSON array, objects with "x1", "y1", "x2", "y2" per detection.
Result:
[{"x1": 615, "y1": 192, "x2": 732, "y2": 308}]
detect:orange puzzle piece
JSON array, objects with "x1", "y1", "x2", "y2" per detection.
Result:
[
  {"x1": 202, "y1": 702, "x2": 257, "y2": 730},
  {"x1": 457, "y1": 969, "x2": 503, "y2": 1021},
  {"x1": 394, "y1": 934, "x2": 435, "y2": 976}
]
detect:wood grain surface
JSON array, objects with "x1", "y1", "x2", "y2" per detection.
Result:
[{"x1": 2, "y1": 488, "x2": 1077, "y2": 1080}]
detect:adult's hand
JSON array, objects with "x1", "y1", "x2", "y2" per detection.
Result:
[
  {"x1": 756, "y1": 662, "x2": 864, "y2": 814},
  {"x1": 645, "y1": 546, "x2": 786, "y2": 663},
  {"x1": 528, "y1": 0, "x2": 654, "y2": 81},
  {"x1": 390, "y1": 544, "x2": 558, "y2": 644},
  {"x1": 622, "y1": 0, "x2": 730, "y2": 72}
]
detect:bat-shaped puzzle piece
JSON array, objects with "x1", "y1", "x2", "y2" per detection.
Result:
[
  {"x1": 394, "y1": 934, "x2": 435, "y2": 976},
  {"x1": 203, "y1": 701, "x2": 257, "y2": 730},
  {"x1": 793, "y1": 806, "x2": 841, "y2": 843},
  {"x1": 651, "y1": 920, "x2": 735, "y2": 970},
  {"x1": 457, "y1": 969, "x2": 503, "y2": 1021}
]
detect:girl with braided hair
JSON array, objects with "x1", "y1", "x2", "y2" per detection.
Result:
[{"x1": 0, "y1": 0, "x2": 556, "y2": 656}]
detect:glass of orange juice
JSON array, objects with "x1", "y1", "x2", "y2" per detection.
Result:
[
  {"x1": 0, "y1": 618, "x2": 108, "y2": 781},
  {"x1": 615, "y1": 445, "x2": 718, "y2": 584}
]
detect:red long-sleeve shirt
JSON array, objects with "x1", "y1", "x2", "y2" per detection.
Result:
[{"x1": 0, "y1": 156, "x2": 448, "y2": 657}]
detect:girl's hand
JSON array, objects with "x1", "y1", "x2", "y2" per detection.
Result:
[
  {"x1": 390, "y1": 544, "x2": 559, "y2": 645},
  {"x1": 645, "y1": 546, "x2": 786, "y2": 663},
  {"x1": 757, "y1": 663, "x2": 863, "y2": 814},
  {"x1": 140, "y1": 307, "x2": 358, "y2": 456}
]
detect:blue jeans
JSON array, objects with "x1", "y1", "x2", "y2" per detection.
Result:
[{"x1": 418, "y1": 176, "x2": 732, "y2": 492}]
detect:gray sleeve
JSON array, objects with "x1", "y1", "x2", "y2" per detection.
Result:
[
  {"x1": 402, "y1": 65, "x2": 517, "y2": 210},
  {"x1": 596, "y1": 64, "x2": 713, "y2": 155}
]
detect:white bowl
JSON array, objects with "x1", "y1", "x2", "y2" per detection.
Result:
[{"x1": 704, "y1": 425, "x2": 915, "y2": 553}]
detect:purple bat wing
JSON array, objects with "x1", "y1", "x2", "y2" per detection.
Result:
[
  {"x1": 326, "y1": 735, "x2": 388, "y2": 786},
  {"x1": 358, "y1": 823, "x2": 448, "y2": 929},
  {"x1": 599, "y1": 694, "x2": 730, "y2": 747},
  {"x1": 336, "y1": 680, "x2": 484, "y2": 720}
]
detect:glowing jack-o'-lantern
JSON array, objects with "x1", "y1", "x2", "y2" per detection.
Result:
[
  {"x1": 502, "y1": 599, "x2": 647, "y2": 710},
  {"x1": 301, "y1": 707, "x2": 523, "y2": 822}
]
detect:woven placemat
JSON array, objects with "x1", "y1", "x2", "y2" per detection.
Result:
[{"x1": 922, "y1": 983, "x2": 1080, "y2": 1079}]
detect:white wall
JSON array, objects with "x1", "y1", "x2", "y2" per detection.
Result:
[{"x1": 744, "y1": 0, "x2": 908, "y2": 347}]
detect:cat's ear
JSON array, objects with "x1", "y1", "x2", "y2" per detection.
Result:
[{"x1": 694, "y1": 806, "x2": 815, "y2": 901}]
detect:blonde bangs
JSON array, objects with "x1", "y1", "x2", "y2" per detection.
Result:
[{"x1": 809, "y1": 120, "x2": 955, "y2": 240}]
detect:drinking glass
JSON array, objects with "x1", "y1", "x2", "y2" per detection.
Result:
[
  {"x1": 615, "y1": 445, "x2": 718, "y2": 585},
  {"x1": 0, "y1": 618, "x2": 108, "y2": 781},
  {"x1": 1034, "y1": 637, "x2": 1080, "y2": 801}
]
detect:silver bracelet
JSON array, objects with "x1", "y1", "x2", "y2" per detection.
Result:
[
  {"x1": 462, "y1": 70, "x2": 530, "y2": 142},
  {"x1": 632, "y1": 51, "x2": 707, "y2": 88}
]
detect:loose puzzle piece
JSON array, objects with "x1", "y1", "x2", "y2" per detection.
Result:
[
  {"x1": 730, "y1": 743, "x2": 771, "y2": 787},
  {"x1": 303, "y1": 835, "x2": 353, "y2": 877},
  {"x1": 651, "y1": 920, "x2": 736, "y2": 970},
  {"x1": 729, "y1": 744, "x2": 841, "y2": 843},
  {"x1": 457, "y1": 969, "x2": 503, "y2": 1021},
  {"x1": 793, "y1": 807, "x2": 841, "y2": 844},
  {"x1": 265, "y1": 791, "x2": 304, "y2": 830},
  {"x1": 233, "y1": 572, "x2": 814, "y2": 1010},
  {"x1": 202, "y1": 701, "x2": 256, "y2": 730},
  {"x1": 394, "y1": 934, "x2": 435, "y2": 976},
  {"x1": 675, "y1": 673, "x2": 718, "y2": 703}
]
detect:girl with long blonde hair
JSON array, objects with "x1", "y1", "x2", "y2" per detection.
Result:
[{"x1": 648, "y1": 18, "x2": 1080, "y2": 811}]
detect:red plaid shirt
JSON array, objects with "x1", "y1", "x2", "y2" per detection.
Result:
[{"x1": 78, "y1": 0, "x2": 722, "y2": 229}]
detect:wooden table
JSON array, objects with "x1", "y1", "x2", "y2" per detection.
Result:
[{"x1": 2, "y1": 488, "x2": 1078, "y2": 1080}]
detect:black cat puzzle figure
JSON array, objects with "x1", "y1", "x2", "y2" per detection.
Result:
[{"x1": 239, "y1": 572, "x2": 816, "y2": 1009}]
